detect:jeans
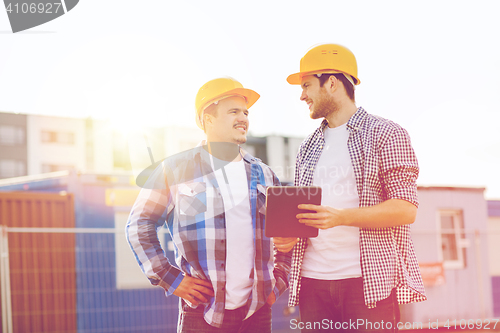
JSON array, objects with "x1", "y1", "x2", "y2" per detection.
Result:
[
  {"x1": 298, "y1": 277, "x2": 399, "y2": 332},
  {"x1": 177, "y1": 299, "x2": 272, "y2": 333}
]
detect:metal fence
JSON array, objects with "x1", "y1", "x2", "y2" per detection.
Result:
[
  {"x1": 0, "y1": 226, "x2": 297, "y2": 333},
  {"x1": 1, "y1": 226, "x2": 499, "y2": 332},
  {"x1": 0, "y1": 227, "x2": 178, "y2": 333}
]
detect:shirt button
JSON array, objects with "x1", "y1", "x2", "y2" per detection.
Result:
[{"x1": 221, "y1": 263, "x2": 225, "y2": 268}]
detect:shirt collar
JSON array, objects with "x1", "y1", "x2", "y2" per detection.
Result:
[
  {"x1": 346, "y1": 107, "x2": 367, "y2": 131},
  {"x1": 316, "y1": 106, "x2": 366, "y2": 135}
]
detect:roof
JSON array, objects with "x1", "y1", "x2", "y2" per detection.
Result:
[
  {"x1": 488, "y1": 200, "x2": 500, "y2": 217},
  {"x1": 417, "y1": 185, "x2": 486, "y2": 193}
]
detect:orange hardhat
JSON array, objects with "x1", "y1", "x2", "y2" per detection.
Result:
[
  {"x1": 195, "y1": 77, "x2": 260, "y2": 129},
  {"x1": 287, "y1": 44, "x2": 360, "y2": 86}
]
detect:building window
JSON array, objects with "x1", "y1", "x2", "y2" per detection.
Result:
[
  {"x1": 0, "y1": 125, "x2": 25, "y2": 145},
  {"x1": 0, "y1": 159, "x2": 26, "y2": 178},
  {"x1": 438, "y1": 210, "x2": 467, "y2": 269},
  {"x1": 41, "y1": 164, "x2": 74, "y2": 173},
  {"x1": 41, "y1": 131, "x2": 75, "y2": 144}
]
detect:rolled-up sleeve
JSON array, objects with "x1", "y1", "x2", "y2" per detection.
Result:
[
  {"x1": 270, "y1": 172, "x2": 292, "y2": 300},
  {"x1": 379, "y1": 127, "x2": 419, "y2": 208}
]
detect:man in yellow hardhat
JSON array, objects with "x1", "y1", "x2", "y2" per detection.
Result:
[
  {"x1": 126, "y1": 77, "x2": 291, "y2": 332},
  {"x1": 274, "y1": 44, "x2": 426, "y2": 332}
]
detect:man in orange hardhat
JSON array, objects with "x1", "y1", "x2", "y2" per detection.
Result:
[
  {"x1": 127, "y1": 77, "x2": 291, "y2": 332},
  {"x1": 274, "y1": 44, "x2": 426, "y2": 332}
]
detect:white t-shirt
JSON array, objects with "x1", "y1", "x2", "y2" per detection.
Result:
[
  {"x1": 210, "y1": 154, "x2": 254, "y2": 309},
  {"x1": 301, "y1": 123, "x2": 362, "y2": 280}
]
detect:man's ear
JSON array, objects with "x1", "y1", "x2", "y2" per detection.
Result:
[
  {"x1": 204, "y1": 113, "x2": 214, "y2": 128},
  {"x1": 328, "y1": 75, "x2": 338, "y2": 91}
]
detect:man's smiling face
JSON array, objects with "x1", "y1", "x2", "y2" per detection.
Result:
[{"x1": 205, "y1": 95, "x2": 249, "y2": 144}]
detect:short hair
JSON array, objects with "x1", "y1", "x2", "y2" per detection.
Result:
[
  {"x1": 318, "y1": 73, "x2": 355, "y2": 102},
  {"x1": 201, "y1": 103, "x2": 218, "y2": 133},
  {"x1": 204, "y1": 103, "x2": 218, "y2": 118}
]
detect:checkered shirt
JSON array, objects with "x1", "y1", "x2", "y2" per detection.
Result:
[
  {"x1": 126, "y1": 145, "x2": 291, "y2": 328},
  {"x1": 288, "y1": 107, "x2": 426, "y2": 308}
]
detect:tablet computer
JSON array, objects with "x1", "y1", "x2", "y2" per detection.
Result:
[{"x1": 265, "y1": 186, "x2": 321, "y2": 238}]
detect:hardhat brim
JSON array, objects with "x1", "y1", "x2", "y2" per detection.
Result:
[
  {"x1": 286, "y1": 72, "x2": 303, "y2": 85},
  {"x1": 287, "y1": 70, "x2": 360, "y2": 85},
  {"x1": 195, "y1": 88, "x2": 260, "y2": 129}
]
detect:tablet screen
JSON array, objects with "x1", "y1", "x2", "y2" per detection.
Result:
[{"x1": 265, "y1": 186, "x2": 321, "y2": 238}]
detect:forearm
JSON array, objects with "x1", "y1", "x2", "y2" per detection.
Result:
[
  {"x1": 126, "y1": 215, "x2": 183, "y2": 293},
  {"x1": 342, "y1": 199, "x2": 417, "y2": 228},
  {"x1": 126, "y1": 183, "x2": 181, "y2": 293}
]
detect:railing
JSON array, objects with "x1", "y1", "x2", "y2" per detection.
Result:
[{"x1": 0, "y1": 226, "x2": 498, "y2": 333}]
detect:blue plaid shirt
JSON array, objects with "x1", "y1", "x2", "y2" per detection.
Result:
[
  {"x1": 126, "y1": 145, "x2": 291, "y2": 328},
  {"x1": 289, "y1": 107, "x2": 426, "y2": 308}
]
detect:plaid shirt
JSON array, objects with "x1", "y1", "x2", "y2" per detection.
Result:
[
  {"x1": 289, "y1": 107, "x2": 426, "y2": 308},
  {"x1": 126, "y1": 145, "x2": 291, "y2": 328}
]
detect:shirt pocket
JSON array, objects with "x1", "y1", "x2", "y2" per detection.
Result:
[{"x1": 177, "y1": 182, "x2": 208, "y2": 216}]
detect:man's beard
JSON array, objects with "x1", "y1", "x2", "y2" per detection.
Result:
[
  {"x1": 310, "y1": 91, "x2": 338, "y2": 119},
  {"x1": 233, "y1": 135, "x2": 247, "y2": 145}
]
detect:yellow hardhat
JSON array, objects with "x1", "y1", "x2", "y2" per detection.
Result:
[
  {"x1": 287, "y1": 44, "x2": 360, "y2": 86},
  {"x1": 195, "y1": 77, "x2": 260, "y2": 129}
]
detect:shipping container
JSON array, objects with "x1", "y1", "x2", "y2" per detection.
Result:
[{"x1": 0, "y1": 191, "x2": 76, "y2": 333}]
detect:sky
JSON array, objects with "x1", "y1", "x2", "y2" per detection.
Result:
[{"x1": 1, "y1": 0, "x2": 499, "y2": 198}]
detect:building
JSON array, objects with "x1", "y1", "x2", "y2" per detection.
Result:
[
  {"x1": 0, "y1": 111, "x2": 302, "y2": 184},
  {"x1": 488, "y1": 200, "x2": 500, "y2": 317},
  {"x1": 401, "y1": 186, "x2": 493, "y2": 325},
  {"x1": 254, "y1": 136, "x2": 303, "y2": 184},
  {"x1": 28, "y1": 114, "x2": 86, "y2": 174},
  {"x1": 0, "y1": 112, "x2": 27, "y2": 178},
  {"x1": 1, "y1": 111, "x2": 86, "y2": 177}
]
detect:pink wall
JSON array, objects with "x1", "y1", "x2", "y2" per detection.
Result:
[{"x1": 400, "y1": 187, "x2": 492, "y2": 324}]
